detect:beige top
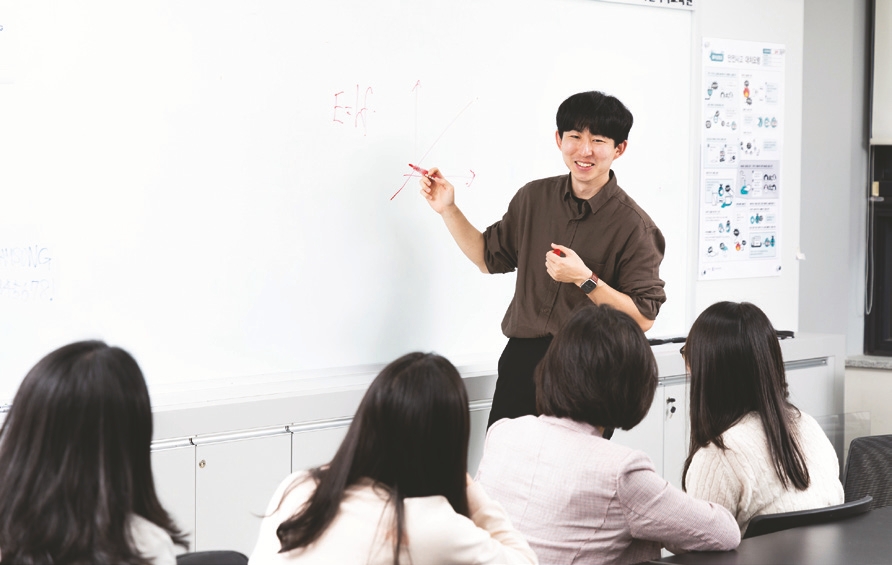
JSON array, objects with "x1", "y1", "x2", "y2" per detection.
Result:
[
  {"x1": 685, "y1": 410, "x2": 845, "y2": 535},
  {"x1": 248, "y1": 471, "x2": 537, "y2": 565}
]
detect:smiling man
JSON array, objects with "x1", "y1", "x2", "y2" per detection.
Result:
[{"x1": 420, "y1": 91, "x2": 666, "y2": 428}]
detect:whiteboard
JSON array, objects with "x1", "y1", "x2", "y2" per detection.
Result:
[{"x1": 0, "y1": 0, "x2": 691, "y2": 400}]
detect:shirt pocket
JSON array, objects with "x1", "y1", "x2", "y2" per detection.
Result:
[{"x1": 576, "y1": 254, "x2": 606, "y2": 282}]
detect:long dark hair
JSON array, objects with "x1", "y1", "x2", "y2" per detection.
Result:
[
  {"x1": 0, "y1": 340, "x2": 186, "y2": 564},
  {"x1": 275, "y1": 352, "x2": 471, "y2": 564},
  {"x1": 682, "y1": 301, "x2": 809, "y2": 491}
]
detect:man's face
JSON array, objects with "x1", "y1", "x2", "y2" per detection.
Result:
[{"x1": 555, "y1": 129, "x2": 626, "y2": 196}]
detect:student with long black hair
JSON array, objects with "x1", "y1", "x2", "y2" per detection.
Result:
[
  {"x1": 249, "y1": 352, "x2": 536, "y2": 565},
  {"x1": 0, "y1": 340, "x2": 186, "y2": 565},
  {"x1": 682, "y1": 301, "x2": 844, "y2": 535}
]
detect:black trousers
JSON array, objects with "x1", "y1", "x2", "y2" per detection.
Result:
[{"x1": 487, "y1": 336, "x2": 553, "y2": 428}]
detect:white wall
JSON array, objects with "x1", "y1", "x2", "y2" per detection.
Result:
[
  {"x1": 799, "y1": 0, "x2": 870, "y2": 356},
  {"x1": 690, "y1": 0, "x2": 805, "y2": 332},
  {"x1": 695, "y1": 0, "x2": 874, "y2": 355}
]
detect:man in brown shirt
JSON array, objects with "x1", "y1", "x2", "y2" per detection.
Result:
[{"x1": 420, "y1": 91, "x2": 666, "y2": 427}]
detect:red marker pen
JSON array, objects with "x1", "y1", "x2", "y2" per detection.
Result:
[
  {"x1": 553, "y1": 249, "x2": 565, "y2": 257},
  {"x1": 408, "y1": 163, "x2": 430, "y2": 177}
]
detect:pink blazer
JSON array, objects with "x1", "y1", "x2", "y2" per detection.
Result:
[{"x1": 475, "y1": 415, "x2": 740, "y2": 565}]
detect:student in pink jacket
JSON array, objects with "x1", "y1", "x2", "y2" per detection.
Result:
[{"x1": 476, "y1": 305, "x2": 741, "y2": 565}]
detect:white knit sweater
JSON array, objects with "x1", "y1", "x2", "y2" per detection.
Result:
[{"x1": 685, "y1": 410, "x2": 844, "y2": 535}]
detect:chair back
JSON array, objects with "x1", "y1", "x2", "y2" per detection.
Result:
[
  {"x1": 844, "y1": 434, "x2": 892, "y2": 509},
  {"x1": 743, "y1": 495, "x2": 872, "y2": 539}
]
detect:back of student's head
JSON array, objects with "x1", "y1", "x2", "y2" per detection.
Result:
[
  {"x1": 684, "y1": 301, "x2": 789, "y2": 430},
  {"x1": 276, "y1": 352, "x2": 470, "y2": 560},
  {"x1": 535, "y1": 304, "x2": 658, "y2": 431},
  {"x1": 345, "y1": 351, "x2": 470, "y2": 501},
  {"x1": 556, "y1": 91, "x2": 634, "y2": 145},
  {"x1": 683, "y1": 301, "x2": 808, "y2": 490},
  {"x1": 0, "y1": 340, "x2": 184, "y2": 564}
]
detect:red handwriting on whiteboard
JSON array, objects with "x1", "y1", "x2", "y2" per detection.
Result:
[
  {"x1": 390, "y1": 96, "x2": 478, "y2": 200},
  {"x1": 395, "y1": 169, "x2": 476, "y2": 202},
  {"x1": 332, "y1": 85, "x2": 374, "y2": 136}
]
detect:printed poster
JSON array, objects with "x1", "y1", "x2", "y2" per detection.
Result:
[{"x1": 698, "y1": 38, "x2": 785, "y2": 280}]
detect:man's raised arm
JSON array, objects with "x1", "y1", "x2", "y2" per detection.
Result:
[{"x1": 420, "y1": 167, "x2": 489, "y2": 274}]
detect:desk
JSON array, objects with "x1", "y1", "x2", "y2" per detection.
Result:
[{"x1": 650, "y1": 505, "x2": 892, "y2": 564}]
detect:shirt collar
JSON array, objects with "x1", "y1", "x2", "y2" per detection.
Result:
[
  {"x1": 539, "y1": 415, "x2": 605, "y2": 438},
  {"x1": 561, "y1": 170, "x2": 619, "y2": 218}
]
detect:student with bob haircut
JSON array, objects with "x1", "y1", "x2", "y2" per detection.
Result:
[
  {"x1": 682, "y1": 301, "x2": 844, "y2": 535},
  {"x1": 475, "y1": 305, "x2": 740, "y2": 565},
  {"x1": 249, "y1": 352, "x2": 537, "y2": 565},
  {"x1": 0, "y1": 340, "x2": 186, "y2": 565}
]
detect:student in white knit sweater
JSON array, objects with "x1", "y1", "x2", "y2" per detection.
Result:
[{"x1": 681, "y1": 301, "x2": 844, "y2": 536}]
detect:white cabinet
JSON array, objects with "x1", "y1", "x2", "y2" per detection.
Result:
[
  {"x1": 612, "y1": 377, "x2": 688, "y2": 490},
  {"x1": 662, "y1": 381, "x2": 689, "y2": 489},
  {"x1": 786, "y1": 356, "x2": 845, "y2": 464},
  {"x1": 468, "y1": 401, "x2": 492, "y2": 477},
  {"x1": 152, "y1": 445, "x2": 196, "y2": 552},
  {"x1": 612, "y1": 384, "x2": 667, "y2": 477},
  {"x1": 292, "y1": 424, "x2": 349, "y2": 472},
  {"x1": 194, "y1": 433, "x2": 292, "y2": 554},
  {"x1": 786, "y1": 357, "x2": 837, "y2": 418}
]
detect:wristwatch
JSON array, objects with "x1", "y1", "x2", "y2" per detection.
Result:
[{"x1": 580, "y1": 271, "x2": 599, "y2": 294}]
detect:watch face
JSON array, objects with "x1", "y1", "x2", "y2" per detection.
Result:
[{"x1": 581, "y1": 278, "x2": 597, "y2": 294}]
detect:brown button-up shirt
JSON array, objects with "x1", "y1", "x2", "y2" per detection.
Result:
[{"x1": 482, "y1": 172, "x2": 666, "y2": 338}]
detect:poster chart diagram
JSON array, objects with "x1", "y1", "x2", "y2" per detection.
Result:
[{"x1": 698, "y1": 38, "x2": 785, "y2": 280}]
